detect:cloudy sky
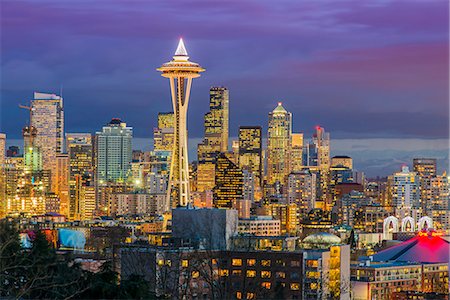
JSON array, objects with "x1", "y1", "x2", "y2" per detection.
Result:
[{"x1": 1, "y1": 0, "x2": 448, "y2": 175}]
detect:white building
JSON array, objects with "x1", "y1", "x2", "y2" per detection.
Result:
[{"x1": 238, "y1": 216, "x2": 281, "y2": 236}]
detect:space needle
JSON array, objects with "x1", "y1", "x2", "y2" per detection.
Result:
[{"x1": 157, "y1": 38, "x2": 205, "y2": 209}]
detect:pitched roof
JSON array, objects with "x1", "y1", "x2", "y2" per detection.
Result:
[{"x1": 372, "y1": 231, "x2": 449, "y2": 263}]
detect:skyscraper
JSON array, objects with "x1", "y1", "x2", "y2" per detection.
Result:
[
  {"x1": 413, "y1": 158, "x2": 437, "y2": 213},
  {"x1": 391, "y1": 166, "x2": 420, "y2": 209},
  {"x1": 153, "y1": 112, "x2": 174, "y2": 151},
  {"x1": 287, "y1": 170, "x2": 316, "y2": 213},
  {"x1": 213, "y1": 153, "x2": 243, "y2": 208},
  {"x1": 67, "y1": 133, "x2": 94, "y2": 220},
  {"x1": 96, "y1": 119, "x2": 132, "y2": 184},
  {"x1": 55, "y1": 153, "x2": 69, "y2": 216},
  {"x1": 0, "y1": 133, "x2": 5, "y2": 217},
  {"x1": 30, "y1": 92, "x2": 64, "y2": 191},
  {"x1": 157, "y1": 38, "x2": 205, "y2": 208},
  {"x1": 238, "y1": 126, "x2": 263, "y2": 187},
  {"x1": 290, "y1": 133, "x2": 303, "y2": 172},
  {"x1": 198, "y1": 87, "x2": 229, "y2": 162},
  {"x1": 267, "y1": 102, "x2": 292, "y2": 185}
]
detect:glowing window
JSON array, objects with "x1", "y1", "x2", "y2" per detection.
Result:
[
  {"x1": 232, "y1": 259, "x2": 243, "y2": 266},
  {"x1": 192, "y1": 271, "x2": 199, "y2": 278},
  {"x1": 261, "y1": 271, "x2": 271, "y2": 278},
  {"x1": 261, "y1": 260, "x2": 271, "y2": 267},
  {"x1": 247, "y1": 270, "x2": 256, "y2": 277},
  {"x1": 276, "y1": 272, "x2": 286, "y2": 278},
  {"x1": 291, "y1": 283, "x2": 300, "y2": 290},
  {"x1": 246, "y1": 292, "x2": 255, "y2": 299},
  {"x1": 247, "y1": 259, "x2": 256, "y2": 266},
  {"x1": 219, "y1": 269, "x2": 229, "y2": 276},
  {"x1": 262, "y1": 282, "x2": 271, "y2": 289},
  {"x1": 182, "y1": 260, "x2": 189, "y2": 267}
]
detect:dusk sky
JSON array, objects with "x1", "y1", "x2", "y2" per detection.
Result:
[{"x1": 1, "y1": 0, "x2": 449, "y2": 175}]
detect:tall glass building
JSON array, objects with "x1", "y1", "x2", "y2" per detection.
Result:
[
  {"x1": 267, "y1": 102, "x2": 292, "y2": 185},
  {"x1": 95, "y1": 119, "x2": 132, "y2": 184}
]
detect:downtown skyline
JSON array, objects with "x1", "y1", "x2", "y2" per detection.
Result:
[{"x1": 1, "y1": 0, "x2": 449, "y2": 177}]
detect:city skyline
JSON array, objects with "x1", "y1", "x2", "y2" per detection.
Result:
[{"x1": 1, "y1": 0, "x2": 448, "y2": 143}]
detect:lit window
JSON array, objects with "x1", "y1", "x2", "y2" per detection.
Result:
[
  {"x1": 261, "y1": 260, "x2": 271, "y2": 267},
  {"x1": 157, "y1": 259, "x2": 164, "y2": 266},
  {"x1": 246, "y1": 292, "x2": 255, "y2": 299},
  {"x1": 261, "y1": 271, "x2": 271, "y2": 278},
  {"x1": 306, "y1": 260, "x2": 319, "y2": 268},
  {"x1": 291, "y1": 283, "x2": 300, "y2": 290},
  {"x1": 247, "y1": 259, "x2": 256, "y2": 266},
  {"x1": 236, "y1": 292, "x2": 242, "y2": 299},
  {"x1": 219, "y1": 269, "x2": 229, "y2": 276},
  {"x1": 262, "y1": 282, "x2": 271, "y2": 289},
  {"x1": 310, "y1": 283, "x2": 318, "y2": 289},
  {"x1": 182, "y1": 260, "x2": 189, "y2": 267},
  {"x1": 232, "y1": 259, "x2": 243, "y2": 266},
  {"x1": 276, "y1": 272, "x2": 286, "y2": 278},
  {"x1": 166, "y1": 260, "x2": 171, "y2": 266},
  {"x1": 192, "y1": 271, "x2": 199, "y2": 279},
  {"x1": 247, "y1": 270, "x2": 256, "y2": 277}
]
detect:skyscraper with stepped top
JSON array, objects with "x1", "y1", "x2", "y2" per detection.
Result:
[{"x1": 157, "y1": 39, "x2": 205, "y2": 209}]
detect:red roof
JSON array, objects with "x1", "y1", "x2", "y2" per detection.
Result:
[{"x1": 372, "y1": 231, "x2": 449, "y2": 263}]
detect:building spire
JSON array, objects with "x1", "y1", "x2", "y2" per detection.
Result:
[{"x1": 175, "y1": 38, "x2": 188, "y2": 56}]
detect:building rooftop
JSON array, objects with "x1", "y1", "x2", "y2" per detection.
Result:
[
  {"x1": 302, "y1": 232, "x2": 341, "y2": 245},
  {"x1": 372, "y1": 230, "x2": 449, "y2": 263},
  {"x1": 272, "y1": 102, "x2": 287, "y2": 113}
]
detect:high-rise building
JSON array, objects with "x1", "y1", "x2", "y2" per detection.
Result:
[
  {"x1": 213, "y1": 153, "x2": 243, "y2": 208},
  {"x1": 238, "y1": 126, "x2": 262, "y2": 187},
  {"x1": 30, "y1": 92, "x2": 64, "y2": 191},
  {"x1": 96, "y1": 119, "x2": 132, "y2": 184},
  {"x1": 290, "y1": 133, "x2": 303, "y2": 172},
  {"x1": 0, "y1": 133, "x2": 6, "y2": 217},
  {"x1": 22, "y1": 126, "x2": 42, "y2": 171},
  {"x1": 391, "y1": 166, "x2": 420, "y2": 209},
  {"x1": 157, "y1": 38, "x2": 205, "y2": 208},
  {"x1": 6, "y1": 146, "x2": 20, "y2": 157},
  {"x1": 153, "y1": 112, "x2": 174, "y2": 151},
  {"x1": 413, "y1": 158, "x2": 437, "y2": 213},
  {"x1": 314, "y1": 126, "x2": 330, "y2": 171},
  {"x1": 196, "y1": 162, "x2": 215, "y2": 192},
  {"x1": 55, "y1": 153, "x2": 69, "y2": 216},
  {"x1": 67, "y1": 133, "x2": 94, "y2": 220},
  {"x1": 0, "y1": 133, "x2": 5, "y2": 166},
  {"x1": 287, "y1": 170, "x2": 316, "y2": 213},
  {"x1": 197, "y1": 87, "x2": 229, "y2": 162},
  {"x1": 267, "y1": 102, "x2": 292, "y2": 185}
]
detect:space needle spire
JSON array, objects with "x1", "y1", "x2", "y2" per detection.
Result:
[{"x1": 157, "y1": 38, "x2": 205, "y2": 209}]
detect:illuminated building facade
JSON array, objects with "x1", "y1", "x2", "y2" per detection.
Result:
[
  {"x1": 290, "y1": 133, "x2": 303, "y2": 172},
  {"x1": 196, "y1": 162, "x2": 215, "y2": 192},
  {"x1": 331, "y1": 156, "x2": 353, "y2": 169},
  {"x1": 267, "y1": 102, "x2": 292, "y2": 185},
  {"x1": 153, "y1": 112, "x2": 174, "y2": 151},
  {"x1": 96, "y1": 119, "x2": 132, "y2": 184},
  {"x1": 287, "y1": 170, "x2": 316, "y2": 213},
  {"x1": 238, "y1": 126, "x2": 262, "y2": 187},
  {"x1": 413, "y1": 158, "x2": 436, "y2": 213},
  {"x1": 391, "y1": 166, "x2": 420, "y2": 209},
  {"x1": 213, "y1": 153, "x2": 243, "y2": 208},
  {"x1": 197, "y1": 87, "x2": 229, "y2": 163},
  {"x1": 157, "y1": 38, "x2": 204, "y2": 208},
  {"x1": 67, "y1": 133, "x2": 94, "y2": 220},
  {"x1": 30, "y1": 92, "x2": 64, "y2": 191},
  {"x1": 0, "y1": 133, "x2": 6, "y2": 216},
  {"x1": 55, "y1": 153, "x2": 69, "y2": 216}
]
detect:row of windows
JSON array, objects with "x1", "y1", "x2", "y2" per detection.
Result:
[{"x1": 231, "y1": 258, "x2": 301, "y2": 267}]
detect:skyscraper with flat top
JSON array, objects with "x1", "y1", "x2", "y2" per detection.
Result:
[
  {"x1": 238, "y1": 126, "x2": 262, "y2": 187},
  {"x1": 157, "y1": 38, "x2": 205, "y2": 208},
  {"x1": 96, "y1": 119, "x2": 132, "y2": 184},
  {"x1": 267, "y1": 102, "x2": 292, "y2": 185},
  {"x1": 30, "y1": 92, "x2": 64, "y2": 191}
]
